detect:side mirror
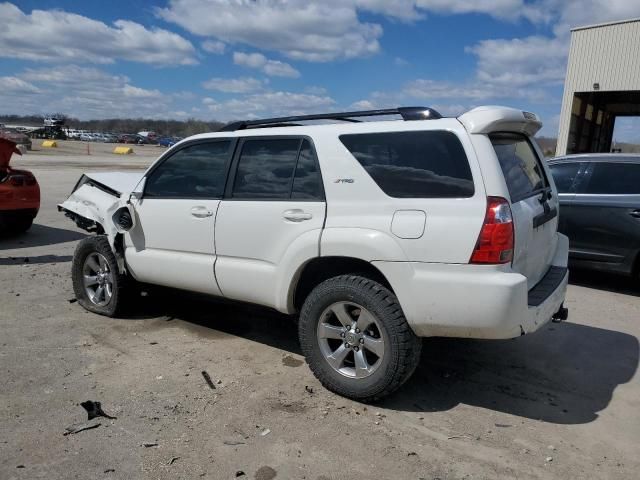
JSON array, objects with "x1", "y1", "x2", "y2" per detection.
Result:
[{"x1": 130, "y1": 177, "x2": 146, "y2": 200}]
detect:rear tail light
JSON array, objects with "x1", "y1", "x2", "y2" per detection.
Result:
[{"x1": 470, "y1": 196, "x2": 514, "y2": 264}]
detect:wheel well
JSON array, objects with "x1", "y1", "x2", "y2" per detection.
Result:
[
  {"x1": 633, "y1": 250, "x2": 640, "y2": 278},
  {"x1": 293, "y1": 256, "x2": 393, "y2": 311}
]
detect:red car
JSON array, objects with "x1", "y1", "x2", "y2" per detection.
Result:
[{"x1": 0, "y1": 138, "x2": 40, "y2": 234}]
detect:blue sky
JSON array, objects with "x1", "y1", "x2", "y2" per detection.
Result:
[{"x1": 2, "y1": 1, "x2": 640, "y2": 140}]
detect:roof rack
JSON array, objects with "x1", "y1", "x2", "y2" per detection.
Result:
[{"x1": 218, "y1": 106, "x2": 442, "y2": 132}]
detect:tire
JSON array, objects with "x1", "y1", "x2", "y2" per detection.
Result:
[
  {"x1": 299, "y1": 275, "x2": 422, "y2": 401},
  {"x1": 72, "y1": 236, "x2": 128, "y2": 317},
  {"x1": 12, "y1": 215, "x2": 33, "y2": 233}
]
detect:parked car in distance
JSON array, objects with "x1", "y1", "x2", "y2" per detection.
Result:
[
  {"x1": 158, "y1": 136, "x2": 181, "y2": 147},
  {"x1": 549, "y1": 154, "x2": 640, "y2": 277},
  {"x1": 117, "y1": 134, "x2": 138, "y2": 144},
  {"x1": 0, "y1": 138, "x2": 40, "y2": 233},
  {"x1": 59, "y1": 105, "x2": 569, "y2": 401}
]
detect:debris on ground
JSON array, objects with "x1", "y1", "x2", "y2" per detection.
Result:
[
  {"x1": 260, "y1": 428, "x2": 271, "y2": 436},
  {"x1": 281, "y1": 354, "x2": 303, "y2": 367},
  {"x1": 201, "y1": 370, "x2": 216, "y2": 389},
  {"x1": 142, "y1": 442, "x2": 158, "y2": 448},
  {"x1": 304, "y1": 385, "x2": 314, "y2": 394},
  {"x1": 235, "y1": 470, "x2": 246, "y2": 477},
  {"x1": 546, "y1": 456, "x2": 554, "y2": 462},
  {"x1": 255, "y1": 465, "x2": 277, "y2": 480},
  {"x1": 495, "y1": 423, "x2": 512, "y2": 428},
  {"x1": 81, "y1": 400, "x2": 117, "y2": 420},
  {"x1": 64, "y1": 420, "x2": 101, "y2": 436},
  {"x1": 104, "y1": 469, "x2": 115, "y2": 473},
  {"x1": 168, "y1": 457, "x2": 180, "y2": 465},
  {"x1": 68, "y1": 298, "x2": 77, "y2": 303},
  {"x1": 224, "y1": 440, "x2": 246, "y2": 446}
]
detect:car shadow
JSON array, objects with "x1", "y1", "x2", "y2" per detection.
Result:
[
  {"x1": 0, "y1": 254, "x2": 73, "y2": 265},
  {"x1": 569, "y1": 268, "x2": 640, "y2": 297},
  {"x1": 121, "y1": 288, "x2": 638, "y2": 425},
  {"x1": 0, "y1": 224, "x2": 86, "y2": 250}
]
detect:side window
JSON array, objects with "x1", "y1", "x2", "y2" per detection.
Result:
[
  {"x1": 232, "y1": 138, "x2": 300, "y2": 199},
  {"x1": 339, "y1": 130, "x2": 474, "y2": 198},
  {"x1": 583, "y1": 162, "x2": 640, "y2": 194},
  {"x1": 490, "y1": 133, "x2": 548, "y2": 202},
  {"x1": 549, "y1": 162, "x2": 581, "y2": 193},
  {"x1": 292, "y1": 140, "x2": 323, "y2": 200},
  {"x1": 145, "y1": 141, "x2": 231, "y2": 198}
]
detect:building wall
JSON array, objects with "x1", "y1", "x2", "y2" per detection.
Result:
[{"x1": 556, "y1": 19, "x2": 640, "y2": 155}]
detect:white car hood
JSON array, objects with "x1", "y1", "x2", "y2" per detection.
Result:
[
  {"x1": 80, "y1": 171, "x2": 144, "y2": 194},
  {"x1": 58, "y1": 171, "x2": 143, "y2": 269}
]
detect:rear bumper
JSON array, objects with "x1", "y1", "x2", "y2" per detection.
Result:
[{"x1": 373, "y1": 233, "x2": 570, "y2": 339}]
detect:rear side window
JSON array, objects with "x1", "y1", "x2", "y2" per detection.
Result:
[
  {"x1": 292, "y1": 140, "x2": 324, "y2": 200},
  {"x1": 145, "y1": 141, "x2": 231, "y2": 198},
  {"x1": 491, "y1": 133, "x2": 548, "y2": 202},
  {"x1": 232, "y1": 138, "x2": 324, "y2": 200},
  {"x1": 583, "y1": 162, "x2": 640, "y2": 194},
  {"x1": 339, "y1": 131, "x2": 474, "y2": 198},
  {"x1": 549, "y1": 162, "x2": 581, "y2": 193}
]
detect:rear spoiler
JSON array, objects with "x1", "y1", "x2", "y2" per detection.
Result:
[{"x1": 458, "y1": 106, "x2": 542, "y2": 137}]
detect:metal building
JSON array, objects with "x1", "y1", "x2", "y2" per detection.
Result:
[{"x1": 556, "y1": 18, "x2": 640, "y2": 156}]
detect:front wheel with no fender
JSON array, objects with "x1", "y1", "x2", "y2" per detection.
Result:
[
  {"x1": 299, "y1": 275, "x2": 422, "y2": 401},
  {"x1": 72, "y1": 236, "x2": 128, "y2": 317}
]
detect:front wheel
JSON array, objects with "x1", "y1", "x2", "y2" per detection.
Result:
[
  {"x1": 299, "y1": 275, "x2": 422, "y2": 401},
  {"x1": 72, "y1": 236, "x2": 128, "y2": 317}
]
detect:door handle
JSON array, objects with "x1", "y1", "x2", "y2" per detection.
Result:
[
  {"x1": 630, "y1": 209, "x2": 640, "y2": 218},
  {"x1": 191, "y1": 206, "x2": 213, "y2": 218},
  {"x1": 283, "y1": 209, "x2": 312, "y2": 222}
]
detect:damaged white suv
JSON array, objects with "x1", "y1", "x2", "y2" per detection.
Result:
[{"x1": 60, "y1": 106, "x2": 569, "y2": 401}]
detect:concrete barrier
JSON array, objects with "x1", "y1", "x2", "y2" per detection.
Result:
[
  {"x1": 41, "y1": 140, "x2": 57, "y2": 148},
  {"x1": 114, "y1": 146, "x2": 134, "y2": 155}
]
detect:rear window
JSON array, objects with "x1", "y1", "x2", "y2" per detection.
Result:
[
  {"x1": 583, "y1": 162, "x2": 640, "y2": 194},
  {"x1": 491, "y1": 133, "x2": 548, "y2": 202},
  {"x1": 339, "y1": 131, "x2": 474, "y2": 198}
]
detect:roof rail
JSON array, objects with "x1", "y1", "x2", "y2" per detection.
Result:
[{"x1": 218, "y1": 106, "x2": 442, "y2": 132}]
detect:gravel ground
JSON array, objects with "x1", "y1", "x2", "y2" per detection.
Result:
[{"x1": 1, "y1": 149, "x2": 639, "y2": 480}]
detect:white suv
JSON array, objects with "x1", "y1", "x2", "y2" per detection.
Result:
[{"x1": 60, "y1": 106, "x2": 569, "y2": 400}]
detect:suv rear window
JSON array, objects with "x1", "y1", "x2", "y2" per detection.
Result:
[
  {"x1": 490, "y1": 133, "x2": 548, "y2": 202},
  {"x1": 339, "y1": 131, "x2": 474, "y2": 198}
]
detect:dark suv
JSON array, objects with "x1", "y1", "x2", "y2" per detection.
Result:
[{"x1": 548, "y1": 154, "x2": 640, "y2": 277}]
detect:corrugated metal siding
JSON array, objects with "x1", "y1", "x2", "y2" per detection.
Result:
[{"x1": 556, "y1": 20, "x2": 640, "y2": 155}]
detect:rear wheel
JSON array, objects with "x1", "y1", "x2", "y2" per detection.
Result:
[
  {"x1": 12, "y1": 215, "x2": 33, "y2": 233},
  {"x1": 72, "y1": 236, "x2": 128, "y2": 317},
  {"x1": 299, "y1": 275, "x2": 421, "y2": 401}
]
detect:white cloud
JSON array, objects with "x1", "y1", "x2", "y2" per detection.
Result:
[
  {"x1": 204, "y1": 91, "x2": 336, "y2": 120},
  {"x1": 202, "y1": 40, "x2": 226, "y2": 54},
  {"x1": 202, "y1": 77, "x2": 264, "y2": 93},
  {"x1": 0, "y1": 2, "x2": 197, "y2": 66},
  {"x1": 466, "y1": 36, "x2": 568, "y2": 88},
  {"x1": 349, "y1": 100, "x2": 376, "y2": 110},
  {"x1": 413, "y1": 0, "x2": 548, "y2": 23},
  {"x1": 0, "y1": 76, "x2": 41, "y2": 94},
  {"x1": 157, "y1": 0, "x2": 382, "y2": 62},
  {"x1": 0, "y1": 66, "x2": 179, "y2": 119},
  {"x1": 233, "y1": 52, "x2": 300, "y2": 78}
]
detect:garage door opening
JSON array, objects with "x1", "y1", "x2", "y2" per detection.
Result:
[
  {"x1": 566, "y1": 91, "x2": 640, "y2": 154},
  {"x1": 611, "y1": 116, "x2": 640, "y2": 153}
]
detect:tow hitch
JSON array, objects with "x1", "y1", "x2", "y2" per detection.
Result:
[{"x1": 552, "y1": 303, "x2": 569, "y2": 323}]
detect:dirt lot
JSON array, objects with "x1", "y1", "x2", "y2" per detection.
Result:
[{"x1": 1, "y1": 147, "x2": 639, "y2": 479}]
